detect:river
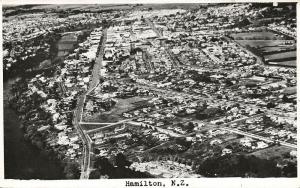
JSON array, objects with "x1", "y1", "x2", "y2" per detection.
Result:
[
  {"x1": 4, "y1": 78, "x2": 65, "y2": 179},
  {"x1": 3, "y1": 32, "x2": 79, "y2": 179}
]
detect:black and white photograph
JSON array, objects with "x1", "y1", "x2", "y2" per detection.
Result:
[{"x1": 1, "y1": 1, "x2": 298, "y2": 184}]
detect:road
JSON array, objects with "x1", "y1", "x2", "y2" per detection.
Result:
[
  {"x1": 128, "y1": 121, "x2": 184, "y2": 137},
  {"x1": 145, "y1": 18, "x2": 180, "y2": 68},
  {"x1": 74, "y1": 23, "x2": 295, "y2": 178},
  {"x1": 142, "y1": 49, "x2": 154, "y2": 71},
  {"x1": 128, "y1": 141, "x2": 174, "y2": 159},
  {"x1": 137, "y1": 80, "x2": 283, "y2": 117},
  {"x1": 203, "y1": 113, "x2": 297, "y2": 149},
  {"x1": 201, "y1": 48, "x2": 223, "y2": 64},
  {"x1": 86, "y1": 119, "x2": 131, "y2": 134},
  {"x1": 223, "y1": 36, "x2": 264, "y2": 65},
  {"x1": 136, "y1": 83, "x2": 212, "y2": 101},
  {"x1": 127, "y1": 114, "x2": 273, "y2": 158},
  {"x1": 73, "y1": 96, "x2": 90, "y2": 179},
  {"x1": 221, "y1": 113, "x2": 264, "y2": 127},
  {"x1": 59, "y1": 81, "x2": 67, "y2": 95},
  {"x1": 73, "y1": 28, "x2": 107, "y2": 179},
  {"x1": 80, "y1": 122, "x2": 112, "y2": 125},
  {"x1": 221, "y1": 127, "x2": 297, "y2": 149},
  {"x1": 89, "y1": 28, "x2": 107, "y2": 90}
]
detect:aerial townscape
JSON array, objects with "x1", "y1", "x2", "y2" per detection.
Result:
[{"x1": 3, "y1": 3, "x2": 297, "y2": 179}]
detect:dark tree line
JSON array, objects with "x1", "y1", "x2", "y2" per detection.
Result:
[
  {"x1": 90, "y1": 153, "x2": 152, "y2": 179},
  {"x1": 197, "y1": 154, "x2": 296, "y2": 177}
]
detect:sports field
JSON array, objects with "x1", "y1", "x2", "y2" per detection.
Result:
[
  {"x1": 232, "y1": 31, "x2": 296, "y2": 67},
  {"x1": 265, "y1": 51, "x2": 296, "y2": 60},
  {"x1": 231, "y1": 31, "x2": 285, "y2": 40}
]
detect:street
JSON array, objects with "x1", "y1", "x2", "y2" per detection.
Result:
[{"x1": 74, "y1": 28, "x2": 107, "y2": 179}]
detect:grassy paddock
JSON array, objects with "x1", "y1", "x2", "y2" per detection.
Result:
[{"x1": 230, "y1": 31, "x2": 285, "y2": 40}]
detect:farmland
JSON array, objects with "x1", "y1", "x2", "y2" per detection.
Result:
[
  {"x1": 268, "y1": 60, "x2": 296, "y2": 66},
  {"x1": 235, "y1": 40, "x2": 294, "y2": 49},
  {"x1": 82, "y1": 96, "x2": 151, "y2": 123},
  {"x1": 247, "y1": 146, "x2": 293, "y2": 161},
  {"x1": 231, "y1": 31, "x2": 297, "y2": 67},
  {"x1": 265, "y1": 51, "x2": 296, "y2": 60},
  {"x1": 261, "y1": 46, "x2": 296, "y2": 53},
  {"x1": 231, "y1": 31, "x2": 286, "y2": 40}
]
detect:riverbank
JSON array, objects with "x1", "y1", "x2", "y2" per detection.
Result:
[
  {"x1": 3, "y1": 31, "x2": 89, "y2": 179},
  {"x1": 4, "y1": 78, "x2": 65, "y2": 179}
]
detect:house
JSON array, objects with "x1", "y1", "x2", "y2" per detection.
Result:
[
  {"x1": 240, "y1": 137, "x2": 252, "y2": 147},
  {"x1": 210, "y1": 138, "x2": 222, "y2": 146},
  {"x1": 255, "y1": 141, "x2": 268, "y2": 149},
  {"x1": 157, "y1": 134, "x2": 169, "y2": 141},
  {"x1": 221, "y1": 148, "x2": 232, "y2": 156},
  {"x1": 290, "y1": 150, "x2": 297, "y2": 158}
]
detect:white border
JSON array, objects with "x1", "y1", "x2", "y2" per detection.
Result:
[
  {"x1": 0, "y1": 1, "x2": 3, "y2": 181},
  {"x1": 1, "y1": 0, "x2": 300, "y2": 4},
  {"x1": 0, "y1": 178, "x2": 299, "y2": 188},
  {"x1": 0, "y1": 1, "x2": 299, "y2": 188}
]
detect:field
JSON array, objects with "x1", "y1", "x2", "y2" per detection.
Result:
[
  {"x1": 247, "y1": 145, "x2": 292, "y2": 160},
  {"x1": 232, "y1": 31, "x2": 297, "y2": 67},
  {"x1": 57, "y1": 32, "x2": 78, "y2": 56},
  {"x1": 83, "y1": 96, "x2": 150, "y2": 123},
  {"x1": 4, "y1": 4, "x2": 201, "y2": 13},
  {"x1": 30, "y1": 4, "x2": 134, "y2": 11},
  {"x1": 261, "y1": 45, "x2": 295, "y2": 51},
  {"x1": 235, "y1": 40, "x2": 294, "y2": 49},
  {"x1": 230, "y1": 31, "x2": 285, "y2": 40},
  {"x1": 268, "y1": 60, "x2": 296, "y2": 66},
  {"x1": 265, "y1": 51, "x2": 296, "y2": 60},
  {"x1": 81, "y1": 123, "x2": 111, "y2": 131},
  {"x1": 265, "y1": 51, "x2": 296, "y2": 67}
]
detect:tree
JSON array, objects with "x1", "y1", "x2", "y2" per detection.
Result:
[
  {"x1": 282, "y1": 162, "x2": 297, "y2": 177},
  {"x1": 94, "y1": 148, "x2": 100, "y2": 155},
  {"x1": 282, "y1": 95, "x2": 292, "y2": 103},
  {"x1": 236, "y1": 18, "x2": 251, "y2": 27},
  {"x1": 115, "y1": 153, "x2": 132, "y2": 168},
  {"x1": 266, "y1": 102, "x2": 276, "y2": 109},
  {"x1": 94, "y1": 157, "x2": 114, "y2": 176},
  {"x1": 197, "y1": 154, "x2": 282, "y2": 177},
  {"x1": 175, "y1": 137, "x2": 191, "y2": 148},
  {"x1": 185, "y1": 122, "x2": 195, "y2": 132},
  {"x1": 102, "y1": 19, "x2": 109, "y2": 28},
  {"x1": 89, "y1": 170, "x2": 101, "y2": 179},
  {"x1": 64, "y1": 162, "x2": 80, "y2": 179},
  {"x1": 196, "y1": 108, "x2": 221, "y2": 120}
]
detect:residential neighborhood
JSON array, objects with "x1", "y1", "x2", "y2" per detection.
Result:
[{"x1": 3, "y1": 3, "x2": 297, "y2": 180}]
